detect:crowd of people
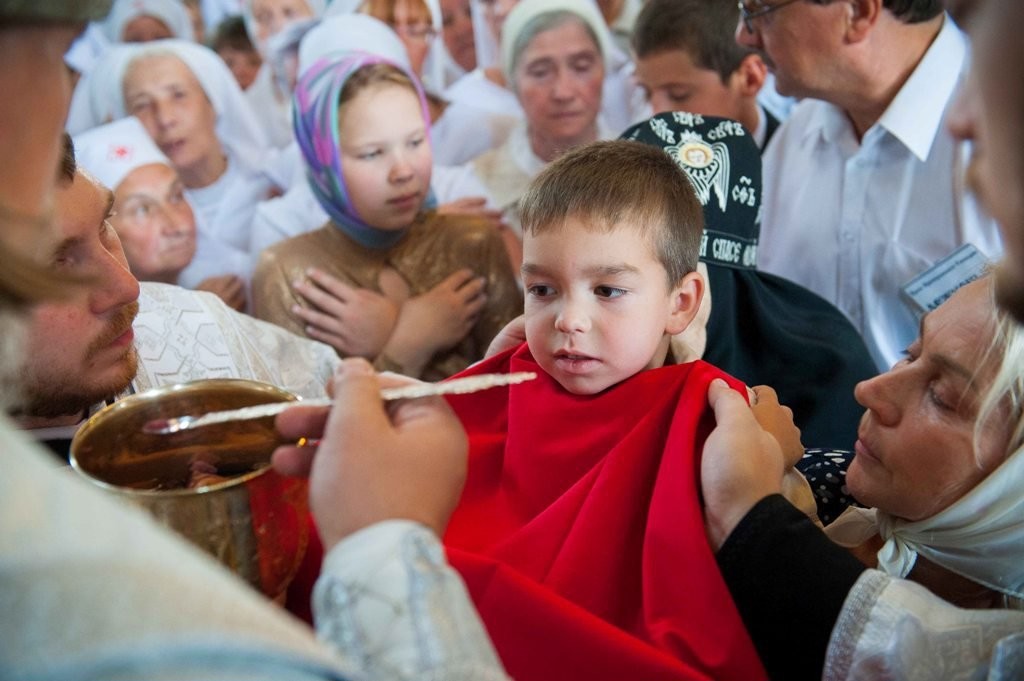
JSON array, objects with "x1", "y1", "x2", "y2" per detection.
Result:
[{"x1": 2, "y1": 0, "x2": 1023, "y2": 680}]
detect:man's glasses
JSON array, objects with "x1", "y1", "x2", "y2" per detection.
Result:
[{"x1": 738, "y1": 0, "x2": 803, "y2": 33}]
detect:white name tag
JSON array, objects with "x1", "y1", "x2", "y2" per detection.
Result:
[{"x1": 901, "y1": 243, "x2": 989, "y2": 315}]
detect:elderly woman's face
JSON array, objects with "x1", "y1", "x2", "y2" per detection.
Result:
[
  {"x1": 848, "y1": 277, "x2": 1012, "y2": 521},
  {"x1": 514, "y1": 19, "x2": 604, "y2": 150},
  {"x1": 252, "y1": 0, "x2": 314, "y2": 48},
  {"x1": 123, "y1": 56, "x2": 221, "y2": 185},
  {"x1": 111, "y1": 163, "x2": 197, "y2": 282}
]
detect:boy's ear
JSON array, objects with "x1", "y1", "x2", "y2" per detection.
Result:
[
  {"x1": 665, "y1": 269, "x2": 705, "y2": 336},
  {"x1": 731, "y1": 54, "x2": 768, "y2": 98}
]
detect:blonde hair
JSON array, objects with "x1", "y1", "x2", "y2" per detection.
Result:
[
  {"x1": 360, "y1": 0, "x2": 432, "y2": 26},
  {"x1": 976, "y1": 296, "x2": 1024, "y2": 461}
]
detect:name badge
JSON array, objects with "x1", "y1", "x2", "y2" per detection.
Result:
[{"x1": 901, "y1": 243, "x2": 989, "y2": 316}]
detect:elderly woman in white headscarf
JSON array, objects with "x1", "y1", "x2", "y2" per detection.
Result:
[
  {"x1": 446, "y1": 0, "x2": 641, "y2": 132},
  {"x1": 242, "y1": 0, "x2": 327, "y2": 148},
  {"x1": 118, "y1": 39, "x2": 272, "y2": 261},
  {"x1": 73, "y1": 116, "x2": 250, "y2": 310},
  {"x1": 104, "y1": 0, "x2": 196, "y2": 42},
  {"x1": 468, "y1": 0, "x2": 613, "y2": 239}
]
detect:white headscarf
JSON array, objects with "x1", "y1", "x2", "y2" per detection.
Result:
[
  {"x1": 104, "y1": 0, "x2": 196, "y2": 42},
  {"x1": 66, "y1": 44, "x2": 140, "y2": 135},
  {"x1": 297, "y1": 13, "x2": 411, "y2": 76},
  {"x1": 72, "y1": 116, "x2": 172, "y2": 191},
  {"x1": 119, "y1": 39, "x2": 270, "y2": 171},
  {"x1": 242, "y1": 0, "x2": 328, "y2": 54},
  {"x1": 65, "y1": 22, "x2": 111, "y2": 75},
  {"x1": 469, "y1": 0, "x2": 498, "y2": 70},
  {"x1": 499, "y1": 0, "x2": 611, "y2": 85},
  {"x1": 874, "y1": 445, "x2": 1024, "y2": 602}
]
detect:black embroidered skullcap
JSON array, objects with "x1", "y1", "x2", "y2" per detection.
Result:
[{"x1": 622, "y1": 112, "x2": 878, "y2": 449}]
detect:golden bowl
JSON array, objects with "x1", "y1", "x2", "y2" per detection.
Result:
[{"x1": 70, "y1": 379, "x2": 309, "y2": 600}]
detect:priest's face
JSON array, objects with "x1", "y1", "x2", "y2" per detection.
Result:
[
  {"x1": 338, "y1": 82, "x2": 433, "y2": 231},
  {"x1": 522, "y1": 217, "x2": 696, "y2": 395},
  {"x1": 17, "y1": 169, "x2": 141, "y2": 421}
]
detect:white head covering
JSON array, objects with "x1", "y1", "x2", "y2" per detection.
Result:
[
  {"x1": 73, "y1": 116, "x2": 173, "y2": 191},
  {"x1": 65, "y1": 22, "x2": 111, "y2": 75},
  {"x1": 298, "y1": 13, "x2": 411, "y2": 76},
  {"x1": 242, "y1": 0, "x2": 328, "y2": 54},
  {"x1": 66, "y1": 44, "x2": 141, "y2": 135},
  {"x1": 873, "y1": 445, "x2": 1024, "y2": 602},
  {"x1": 119, "y1": 39, "x2": 270, "y2": 171},
  {"x1": 104, "y1": 0, "x2": 196, "y2": 42},
  {"x1": 500, "y1": 0, "x2": 611, "y2": 84},
  {"x1": 469, "y1": 0, "x2": 498, "y2": 70}
]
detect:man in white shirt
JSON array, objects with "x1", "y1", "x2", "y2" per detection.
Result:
[{"x1": 739, "y1": 0, "x2": 1003, "y2": 370}]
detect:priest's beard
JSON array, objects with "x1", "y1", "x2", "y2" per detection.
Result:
[{"x1": 14, "y1": 301, "x2": 140, "y2": 420}]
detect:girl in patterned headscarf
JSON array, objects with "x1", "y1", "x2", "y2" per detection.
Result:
[{"x1": 252, "y1": 52, "x2": 520, "y2": 380}]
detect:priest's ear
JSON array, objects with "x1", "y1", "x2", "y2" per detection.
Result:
[{"x1": 665, "y1": 267, "x2": 706, "y2": 336}]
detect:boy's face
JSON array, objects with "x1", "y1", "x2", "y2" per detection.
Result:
[
  {"x1": 522, "y1": 216, "x2": 700, "y2": 395},
  {"x1": 635, "y1": 48, "x2": 747, "y2": 120}
]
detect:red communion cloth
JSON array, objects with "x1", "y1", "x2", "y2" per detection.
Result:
[{"x1": 442, "y1": 344, "x2": 766, "y2": 681}]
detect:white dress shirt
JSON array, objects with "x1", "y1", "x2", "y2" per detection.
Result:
[{"x1": 758, "y1": 17, "x2": 1003, "y2": 370}]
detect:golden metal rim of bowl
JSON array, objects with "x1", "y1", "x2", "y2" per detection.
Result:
[{"x1": 69, "y1": 379, "x2": 298, "y2": 497}]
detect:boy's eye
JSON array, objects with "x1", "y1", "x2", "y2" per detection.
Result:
[
  {"x1": 595, "y1": 285, "x2": 626, "y2": 299},
  {"x1": 527, "y1": 284, "x2": 555, "y2": 298}
]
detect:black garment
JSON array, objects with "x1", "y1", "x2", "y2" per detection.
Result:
[
  {"x1": 761, "y1": 108, "x2": 780, "y2": 152},
  {"x1": 41, "y1": 438, "x2": 73, "y2": 463},
  {"x1": 622, "y1": 113, "x2": 877, "y2": 449},
  {"x1": 717, "y1": 495, "x2": 866, "y2": 681},
  {"x1": 798, "y1": 448, "x2": 864, "y2": 525}
]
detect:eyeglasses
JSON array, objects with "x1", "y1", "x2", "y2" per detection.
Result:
[{"x1": 738, "y1": 0, "x2": 803, "y2": 33}]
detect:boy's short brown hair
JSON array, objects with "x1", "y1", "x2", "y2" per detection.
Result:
[
  {"x1": 632, "y1": 0, "x2": 751, "y2": 84},
  {"x1": 519, "y1": 140, "x2": 703, "y2": 286}
]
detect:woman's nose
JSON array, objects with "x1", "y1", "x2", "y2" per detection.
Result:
[{"x1": 853, "y1": 371, "x2": 901, "y2": 427}]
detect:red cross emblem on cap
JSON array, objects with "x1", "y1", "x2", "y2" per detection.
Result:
[{"x1": 110, "y1": 144, "x2": 133, "y2": 161}]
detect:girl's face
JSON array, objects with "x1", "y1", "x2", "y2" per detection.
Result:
[
  {"x1": 123, "y1": 55, "x2": 221, "y2": 184},
  {"x1": 251, "y1": 0, "x2": 314, "y2": 48},
  {"x1": 338, "y1": 82, "x2": 432, "y2": 231}
]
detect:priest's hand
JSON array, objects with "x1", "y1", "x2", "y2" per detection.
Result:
[
  {"x1": 290, "y1": 268, "x2": 399, "y2": 358},
  {"x1": 272, "y1": 358, "x2": 469, "y2": 549},
  {"x1": 701, "y1": 379, "x2": 785, "y2": 551},
  {"x1": 485, "y1": 314, "x2": 526, "y2": 358}
]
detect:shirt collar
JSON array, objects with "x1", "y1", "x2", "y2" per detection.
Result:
[
  {"x1": 876, "y1": 15, "x2": 966, "y2": 161},
  {"x1": 800, "y1": 15, "x2": 966, "y2": 161}
]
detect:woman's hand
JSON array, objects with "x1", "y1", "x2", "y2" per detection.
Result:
[
  {"x1": 382, "y1": 269, "x2": 487, "y2": 376},
  {"x1": 485, "y1": 315, "x2": 526, "y2": 358},
  {"x1": 272, "y1": 359, "x2": 468, "y2": 548},
  {"x1": 196, "y1": 274, "x2": 247, "y2": 311},
  {"x1": 701, "y1": 379, "x2": 786, "y2": 550},
  {"x1": 291, "y1": 268, "x2": 399, "y2": 358}
]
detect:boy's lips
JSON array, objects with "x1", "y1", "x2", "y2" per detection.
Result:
[{"x1": 553, "y1": 349, "x2": 600, "y2": 373}]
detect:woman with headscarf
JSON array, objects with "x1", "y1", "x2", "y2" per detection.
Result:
[
  {"x1": 446, "y1": 0, "x2": 642, "y2": 133},
  {"x1": 252, "y1": 52, "x2": 520, "y2": 378},
  {"x1": 242, "y1": 0, "x2": 326, "y2": 149},
  {"x1": 103, "y1": 0, "x2": 195, "y2": 42},
  {"x1": 119, "y1": 39, "x2": 272, "y2": 265},
  {"x1": 73, "y1": 116, "x2": 250, "y2": 310},
  {"x1": 468, "y1": 0, "x2": 613, "y2": 241},
  {"x1": 701, "y1": 271, "x2": 1024, "y2": 680}
]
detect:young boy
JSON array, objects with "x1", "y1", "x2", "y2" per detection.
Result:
[
  {"x1": 441, "y1": 140, "x2": 768, "y2": 681},
  {"x1": 631, "y1": 0, "x2": 778, "y2": 150}
]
